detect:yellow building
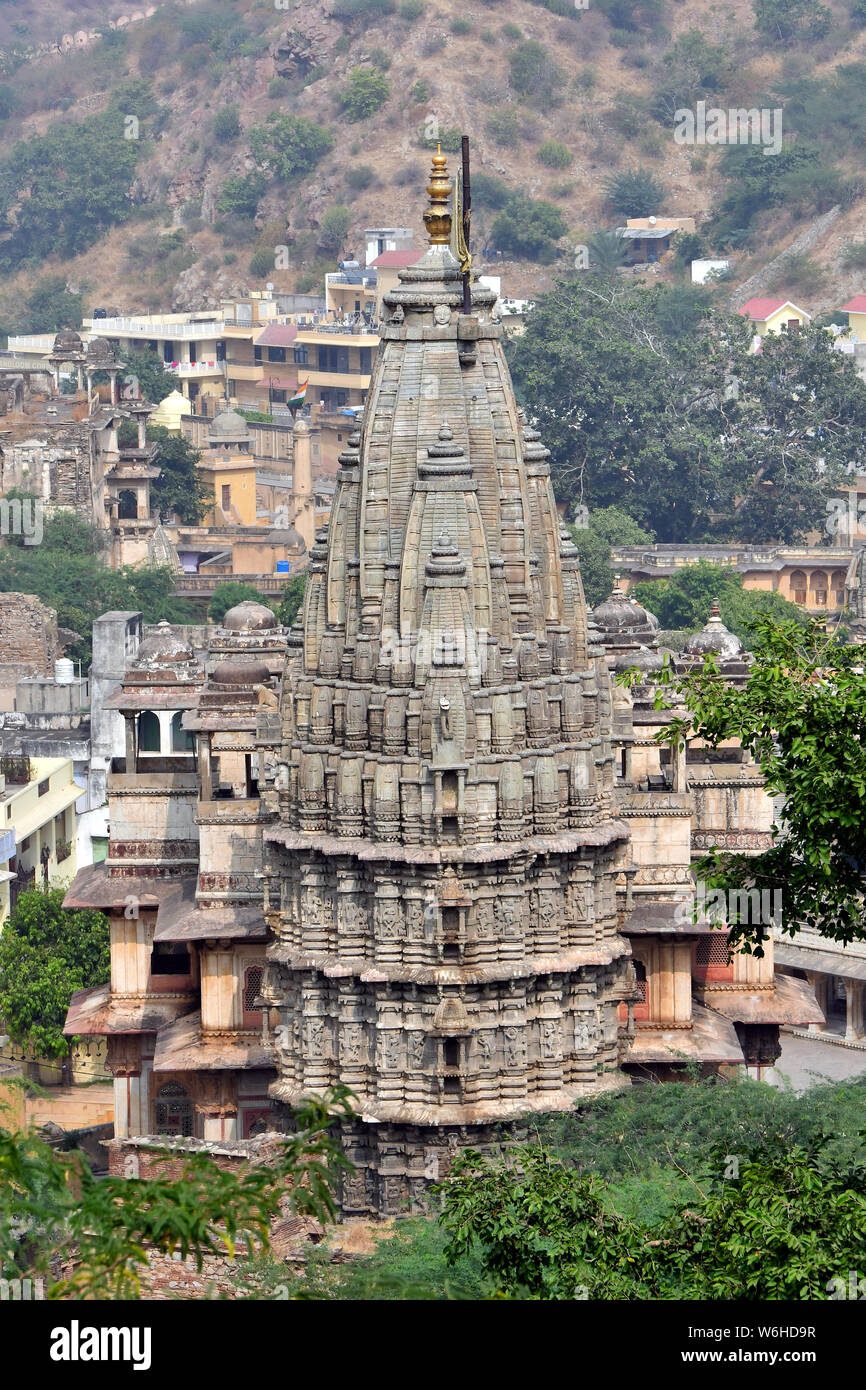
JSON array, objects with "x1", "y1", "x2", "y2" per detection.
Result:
[
  {"x1": 0, "y1": 754, "x2": 80, "y2": 919},
  {"x1": 841, "y1": 295, "x2": 866, "y2": 340},
  {"x1": 737, "y1": 297, "x2": 811, "y2": 341}
]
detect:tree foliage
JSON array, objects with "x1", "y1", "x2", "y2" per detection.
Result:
[
  {"x1": 121, "y1": 347, "x2": 176, "y2": 405},
  {"x1": 0, "y1": 888, "x2": 109, "y2": 1058},
  {"x1": 490, "y1": 194, "x2": 568, "y2": 262},
  {"x1": 149, "y1": 427, "x2": 209, "y2": 525},
  {"x1": 439, "y1": 1135, "x2": 866, "y2": 1299},
  {"x1": 632, "y1": 561, "x2": 807, "y2": 643},
  {"x1": 248, "y1": 114, "x2": 333, "y2": 182},
  {"x1": 753, "y1": 0, "x2": 832, "y2": 43},
  {"x1": 339, "y1": 67, "x2": 390, "y2": 121},
  {"x1": 649, "y1": 615, "x2": 866, "y2": 949},
  {"x1": 603, "y1": 168, "x2": 666, "y2": 218},
  {"x1": 208, "y1": 580, "x2": 271, "y2": 624},
  {"x1": 278, "y1": 574, "x2": 307, "y2": 627},
  {"x1": 1, "y1": 1087, "x2": 355, "y2": 1298},
  {"x1": 506, "y1": 276, "x2": 866, "y2": 542},
  {"x1": 570, "y1": 506, "x2": 654, "y2": 607}
]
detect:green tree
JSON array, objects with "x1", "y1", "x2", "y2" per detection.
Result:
[
  {"x1": 603, "y1": 168, "x2": 666, "y2": 218},
  {"x1": 317, "y1": 205, "x2": 352, "y2": 253},
  {"x1": 149, "y1": 427, "x2": 208, "y2": 524},
  {"x1": 340, "y1": 67, "x2": 390, "y2": 121},
  {"x1": 633, "y1": 562, "x2": 806, "y2": 642},
  {"x1": 248, "y1": 114, "x2": 333, "y2": 181},
  {"x1": 250, "y1": 245, "x2": 276, "y2": 278},
  {"x1": 120, "y1": 347, "x2": 175, "y2": 404},
  {"x1": 0, "y1": 888, "x2": 109, "y2": 1059},
  {"x1": 278, "y1": 574, "x2": 307, "y2": 626},
  {"x1": 17, "y1": 278, "x2": 83, "y2": 335},
  {"x1": 583, "y1": 230, "x2": 629, "y2": 275},
  {"x1": 1, "y1": 1087, "x2": 355, "y2": 1297},
  {"x1": 490, "y1": 194, "x2": 568, "y2": 262},
  {"x1": 209, "y1": 580, "x2": 271, "y2": 624},
  {"x1": 508, "y1": 40, "x2": 562, "y2": 101},
  {"x1": 213, "y1": 103, "x2": 241, "y2": 142},
  {"x1": 753, "y1": 0, "x2": 831, "y2": 42},
  {"x1": 506, "y1": 276, "x2": 866, "y2": 541},
  {"x1": 649, "y1": 615, "x2": 866, "y2": 950},
  {"x1": 216, "y1": 171, "x2": 267, "y2": 220},
  {"x1": 571, "y1": 506, "x2": 654, "y2": 607}
]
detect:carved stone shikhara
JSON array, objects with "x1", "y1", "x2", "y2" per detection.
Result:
[{"x1": 261, "y1": 154, "x2": 634, "y2": 1214}]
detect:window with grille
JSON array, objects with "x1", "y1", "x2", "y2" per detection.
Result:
[
  {"x1": 696, "y1": 933, "x2": 729, "y2": 966},
  {"x1": 633, "y1": 961, "x2": 646, "y2": 1002},
  {"x1": 154, "y1": 1082, "x2": 193, "y2": 1137},
  {"x1": 243, "y1": 965, "x2": 264, "y2": 1028}
]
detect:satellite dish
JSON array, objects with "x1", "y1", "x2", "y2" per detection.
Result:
[
  {"x1": 649, "y1": 215, "x2": 657, "y2": 225},
  {"x1": 266, "y1": 282, "x2": 275, "y2": 291}
]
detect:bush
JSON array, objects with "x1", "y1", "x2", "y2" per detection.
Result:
[
  {"x1": 471, "y1": 172, "x2": 513, "y2": 210},
  {"x1": 268, "y1": 76, "x2": 291, "y2": 99},
  {"x1": 399, "y1": 0, "x2": 425, "y2": 16},
  {"x1": 367, "y1": 46, "x2": 391, "y2": 71},
  {"x1": 490, "y1": 194, "x2": 568, "y2": 262},
  {"x1": 753, "y1": 0, "x2": 831, "y2": 42},
  {"x1": 249, "y1": 114, "x2": 333, "y2": 181},
  {"x1": 317, "y1": 205, "x2": 352, "y2": 253},
  {"x1": 501, "y1": 22, "x2": 522, "y2": 40},
  {"x1": 536, "y1": 139, "x2": 573, "y2": 169},
  {"x1": 340, "y1": 67, "x2": 390, "y2": 121},
  {"x1": 673, "y1": 231, "x2": 706, "y2": 266},
  {"x1": 841, "y1": 240, "x2": 866, "y2": 269},
  {"x1": 508, "y1": 40, "x2": 561, "y2": 100},
  {"x1": 486, "y1": 108, "x2": 523, "y2": 148},
  {"x1": 250, "y1": 246, "x2": 276, "y2": 278},
  {"x1": 345, "y1": 164, "x2": 376, "y2": 190},
  {"x1": 418, "y1": 124, "x2": 462, "y2": 152},
  {"x1": 603, "y1": 167, "x2": 666, "y2": 217},
  {"x1": 216, "y1": 171, "x2": 267, "y2": 219},
  {"x1": 213, "y1": 104, "x2": 241, "y2": 142},
  {"x1": 451, "y1": 17, "x2": 473, "y2": 33},
  {"x1": 409, "y1": 79, "x2": 431, "y2": 103}
]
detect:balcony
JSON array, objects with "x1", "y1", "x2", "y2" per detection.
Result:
[
  {"x1": 89, "y1": 319, "x2": 226, "y2": 340},
  {"x1": 165, "y1": 361, "x2": 226, "y2": 378}
]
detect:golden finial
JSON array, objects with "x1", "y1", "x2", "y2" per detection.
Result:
[{"x1": 424, "y1": 143, "x2": 452, "y2": 246}]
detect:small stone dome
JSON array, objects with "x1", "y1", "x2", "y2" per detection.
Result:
[
  {"x1": 683, "y1": 602, "x2": 744, "y2": 662},
  {"x1": 51, "y1": 328, "x2": 85, "y2": 359},
  {"x1": 614, "y1": 644, "x2": 666, "y2": 675},
  {"x1": 209, "y1": 409, "x2": 250, "y2": 442},
  {"x1": 222, "y1": 600, "x2": 277, "y2": 632},
  {"x1": 592, "y1": 583, "x2": 659, "y2": 637},
  {"x1": 212, "y1": 659, "x2": 270, "y2": 686},
  {"x1": 85, "y1": 337, "x2": 117, "y2": 367},
  {"x1": 136, "y1": 619, "x2": 194, "y2": 666}
]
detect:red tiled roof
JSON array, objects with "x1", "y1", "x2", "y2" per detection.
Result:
[
  {"x1": 842, "y1": 296, "x2": 866, "y2": 314},
  {"x1": 370, "y1": 250, "x2": 417, "y2": 268},
  {"x1": 737, "y1": 297, "x2": 810, "y2": 321},
  {"x1": 255, "y1": 323, "x2": 299, "y2": 346}
]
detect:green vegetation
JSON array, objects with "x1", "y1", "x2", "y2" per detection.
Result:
[
  {"x1": 0, "y1": 887, "x2": 109, "y2": 1058},
  {"x1": 340, "y1": 67, "x2": 390, "y2": 121},
  {"x1": 316, "y1": 205, "x2": 352, "y2": 253},
  {"x1": 213, "y1": 103, "x2": 241, "y2": 143},
  {"x1": 570, "y1": 506, "x2": 654, "y2": 607},
  {"x1": 248, "y1": 114, "x2": 333, "y2": 181},
  {"x1": 508, "y1": 40, "x2": 562, "y2": 102},
  {"x1": 651, "y1": 615, "x2": 866, "y2": 951},
  {"x1": 507, "y1": 276, "x2": 866, "y2": 541},
  {"x1": 633, "y1": 562, "x2": 807, "y2": 643},
  {"x1": 0, "y1": 508, "x2": 193, "y2": 664},
  {"x1": 250, "y1": 245, "x2": 276, "y2": 278},
  {"x1": 278, "y1": 574, "x2": 307, "y2": 627},
  {"x1": 753, "y1": 0, "x2": 831, "y2": 43},
  {"x1": 149, "y1": 428, "x2": 209, "y2": 525},
  {"x1": 603, "y1": 167, "x2": 665, "y2": 217},
  {"x1": 14, "y1": 277, "x2": 83, "y2": 336},
  {"x1": 490, "y1": 194, "x2": 568, "y2": 262},
  {"x1": 208, "y1": 580, "x2": 271, "y2": 625},
  {"x1": 2, "y1": 1087, "x2": 354, "y2": 1298},
  {"x1": 216, "y1": 171, "x2": 267, "y2": 220},
  {"x1": 536, "y1": 139, "x2": 573, "y2": 169},
  {"x1": 119, "y1": 347, "x2": 176, "y2": 405}
]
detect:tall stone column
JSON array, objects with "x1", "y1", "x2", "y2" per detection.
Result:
[
  {"x1": 806, "y1": 971, "x2": 829, "y2": 1032},
  {"x1": 845, "y1": 979, "x2": 865, "y2": 1042}
]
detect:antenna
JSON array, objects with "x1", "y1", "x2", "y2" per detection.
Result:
[{"x1": 461, "y1": 135, "x2": 472, "y2": 315}]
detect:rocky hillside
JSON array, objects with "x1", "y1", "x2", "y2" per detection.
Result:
[{"x1": 1, "y1": 0, "x2": 866, "y2": 324}]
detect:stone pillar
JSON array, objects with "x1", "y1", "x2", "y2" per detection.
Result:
[
  {"x1": 198, "y1": 732, "x2": 213, "y2": 802},
  {"x1": 111, "y1": 1069, "x2": 142, "y2": 1138},
  {"x1": 138, "y1": 417, "x2": 146, "y2": 449},
  {"x1": 845, "y1": 979, "x2": 865, "y2": 1042},
  {"x1": 292, "y1": 415, "x2": 315, "y2": 552},
  {"x1": 806, "y1": 971, "x2": 829, "y2": 1032},
  {"x1": 123, "y1": 712, "x2": 136, "y2": 770}
]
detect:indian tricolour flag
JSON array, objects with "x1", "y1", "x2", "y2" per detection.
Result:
[{"x1": 287, "y1": 378, "x2": 308, "y2": 410}]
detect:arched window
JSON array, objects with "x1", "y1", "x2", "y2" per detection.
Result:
[
  {"x1": 137, "y1": 710, "x2": 160, "y2": 753},
  {"x1": 810, "y1": 570, "x2": 828, "y2": 607},
  {"x1": 243, "y1": 965, "x2": 264, "y2": 1029},
  {"x1": 790, "y1": 570, "x2": 807, "y2": 605},
  {"x1": 170, "y1": 711, "x2": 194, "y2": 753},
  {"x1": 831, "y1": 571, "x2": 847, "y2": 608},
  {"x1": 154, "y1": 1081, "x2": 193, "y2": 1137},
  {"x1": 118, "y1": 488, "x2": 138, "y2": 520}
]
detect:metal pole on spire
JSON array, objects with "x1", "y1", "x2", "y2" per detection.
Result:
[{"x1": 461, "y1": 135, "x2": 472, "y2": 315}]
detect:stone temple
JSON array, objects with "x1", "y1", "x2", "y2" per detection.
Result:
[
  {"x1": 260, "y1": 151, "x2": 634, "y2": 1212},
  {"x1": 64, "y1": 152, "x2": 820, "y2": 1216}
]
